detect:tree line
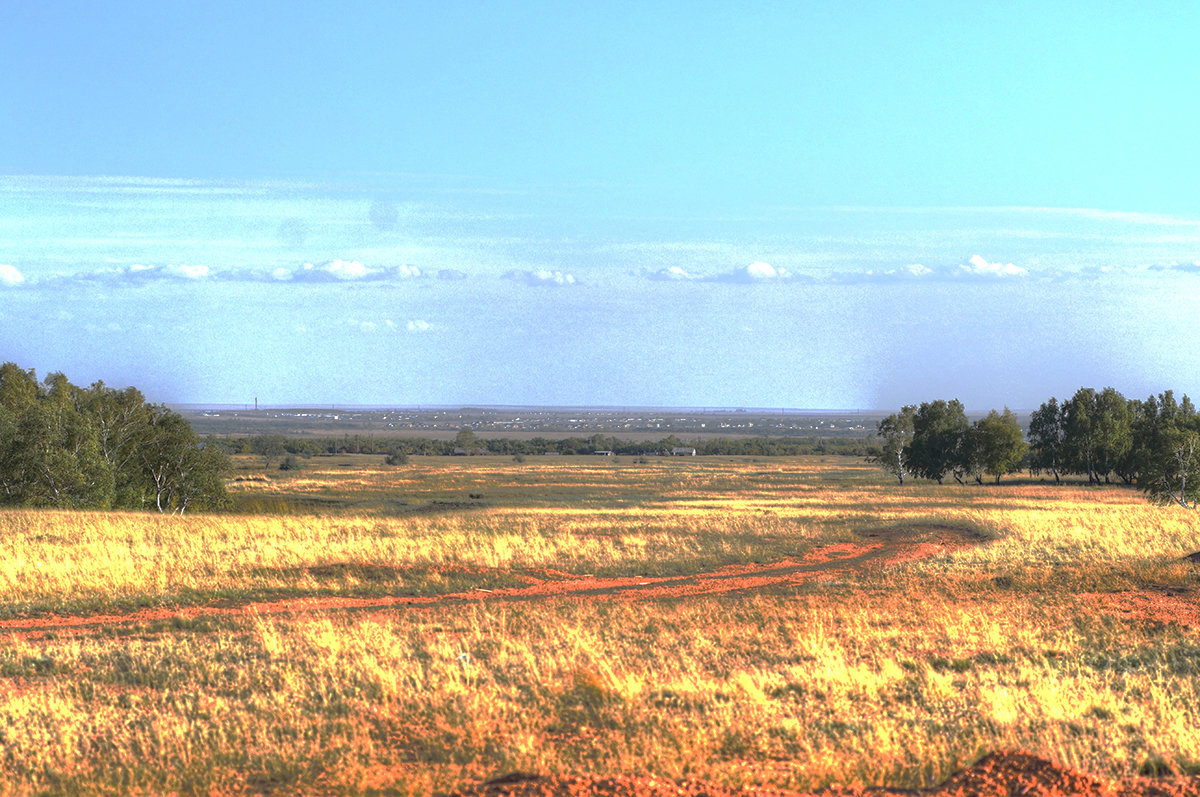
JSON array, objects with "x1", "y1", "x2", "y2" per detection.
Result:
[
  {"x1": 871, "y1": 387, "x2": 1200, "y2": 507},
  {"x1": 0, "y1": 364, "x2": 228, "y2": 513},
  {"x1": 218, "y1": 430, "x2": 870, "y2": 464}
]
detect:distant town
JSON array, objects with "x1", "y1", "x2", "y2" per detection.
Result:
[{"x1": 179, "y1": 406, "x2": 888, "y2": 441}]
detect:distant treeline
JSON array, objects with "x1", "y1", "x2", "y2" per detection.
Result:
[
  {"x1": 870, "y1": 387, "x2": 1200, "y2": 508},
  {"x1": 0, "y1": 364, "x2": 228, "y2": 513},
  {"x1": 216, "y1": 430, "x2": 870, "y2": 461}
]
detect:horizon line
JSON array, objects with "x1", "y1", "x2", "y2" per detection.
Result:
[{"x1": 170, "y1": 403, "x2": 1033, "y2": 415}]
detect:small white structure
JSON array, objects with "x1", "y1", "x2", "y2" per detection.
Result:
[{"x1": 670, "y1": 447, "x2": 697, "y2": 456}]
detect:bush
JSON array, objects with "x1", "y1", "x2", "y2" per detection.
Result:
[
  {"x1": 385, "y1": 451, "x2": 409, "y2": 466},
  {"x1": 278, "y1": 454, "x2": 302, "y2": 471}
]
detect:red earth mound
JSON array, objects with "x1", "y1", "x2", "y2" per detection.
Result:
[{"x1": 448, "y1": 752, "x2": 1200, "y2": 797}]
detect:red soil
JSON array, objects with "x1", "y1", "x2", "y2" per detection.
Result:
[
  {"x1": 449, "y1": 752, "x2": 1200, "y2": 797},
  {"x1": 1083, "y1": 587, "x2": 1200, "y2": 630}
]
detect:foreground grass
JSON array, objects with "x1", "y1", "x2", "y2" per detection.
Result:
[
  {"x1": 4, "y1": 591, "x2": 1200, "y2": 794},
  {"x1": 0, "y1": 457, "x2": 1198, "y2": 793}
]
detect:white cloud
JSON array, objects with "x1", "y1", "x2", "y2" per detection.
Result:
[
  {"x1": 280, "y1": 260, "x2": 420, "y2": 283},
  {"x1": 164, "y1": 264, "x2": 210, "y2": 279},
  {"x1": 841, "y1": 263, "x2": 938, "y2": 283},
  {"x1": 747, "y1": 261, "x2": 782, "y2": 279},
  {"x1": 648, "y1": 265, "x2": 698, "y2": 281},
  {"x1": 0, "y1": 264, "x2": 24, "y2": 286},
  {"x1": 326, "y1": 259, "x2": 372, "y2": 279},
  {"x1": 503, "y1": 269, "x2": 578, "y2": 286},
  {"x1": 716, "y1": 261, "x2": 791, "y2": 283},
  {"x1": 407, "y1": 319, "x2": 432, "y2": 332},
  {"x1": 959, "y1": 254, "x2": 1027, "y2": 277},
  {"x1": 289, "y1": 260, "x2": 377, "y2": 281}
]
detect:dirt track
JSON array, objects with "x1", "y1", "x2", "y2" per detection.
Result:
[{"x1": 0, "y1": 524, "x2": 977, "y2": 639}]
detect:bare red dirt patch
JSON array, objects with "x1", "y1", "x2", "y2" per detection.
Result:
[
  {"x1": 448, "y1": 752, "x2": 1200, "y2": 797},
  {"x1": 1085, "y1": 586, "x2": 1200, "y2": 629}
]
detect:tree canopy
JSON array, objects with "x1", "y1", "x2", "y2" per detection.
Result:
[
  {"x1": 873, "y1": 385, "x2": 1200, "y2": 508},
  {"x1": 0, "y1": 364, "x2": 228, "y2": 513}
]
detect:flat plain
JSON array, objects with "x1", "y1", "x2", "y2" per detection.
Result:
[{"x1": 1, "y1": 454, "x2": 1199, "y2": 795}]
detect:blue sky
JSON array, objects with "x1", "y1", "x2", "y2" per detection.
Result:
[{"x1": 3, "y1": 2, "x2": 1200, "y2": 409}]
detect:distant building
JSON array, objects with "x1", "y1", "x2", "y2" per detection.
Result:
[
  {"x1": 594, "y1": 450, "x2": 614, "y2": 456},
  {"x1": 670, "y1": 447, "x2": 697, "y2": 456}
]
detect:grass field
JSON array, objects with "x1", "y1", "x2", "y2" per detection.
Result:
[{"x1": 1, "y1": 455, "x2": 1199, "y2": 794}]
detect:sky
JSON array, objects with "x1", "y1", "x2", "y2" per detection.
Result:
[{"x1": 3, "y1": 1, "x2": 1200, "y2": 410}]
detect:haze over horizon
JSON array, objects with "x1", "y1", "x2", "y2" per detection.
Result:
[{"x1": 4, "y1": 2, "x2": 1199, "y2": 411}]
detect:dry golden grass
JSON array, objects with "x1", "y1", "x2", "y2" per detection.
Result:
[{"x1": 0, "y1": 456, "x2": 1198, "y2": 794}]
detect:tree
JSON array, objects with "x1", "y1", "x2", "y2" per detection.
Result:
[
  {"x1": 0, "y1": 363, "x2": 228, "y2": 513},
  {"x1": 454, "y1": 429, "x2": 482, "y2": 454},
  {"x1": 0, "y1": 362, "x2": 37, "y2": 412},
  {"x1": 139, "y1": 407, "x2": 229, "y2": 514},
  {"x1": 973, "y1": 408, "x2": 1028, "y2": 484},
  {"x1": 1135, "y1": 391, "x2": 1200, "y2": 509},
  {"x1": 953, "y1": 424, "x2": 986, "y2": 485},
  {"x1": 250, "y1": 434, "x2": 289, "y2": 468},
  {"x1": 0, "y1": 373, "x2": 115, "y2": 508},
  {"x1": 0, "y1": 363, "x2": 39, "y2": 502},
  {"x1": 78, "y1": 382, "x2": 154, "y2": 506},
  {"x1": 1092, "y1": 387, "x2": 1132, "y2": 484},
  {"x1": 904, "y1": 400, "x2": 969, "y2": 484},
  {"x1": 1139, "y1": 428, "x2": 1200, "y2": 509},
  {"x1": 1028, "y1": 398, "x2": 1065, "y2": 483},
  {"x1": 1116, "y1": 396, "x2": 1155, "y2": 485},
  {"x1": 869, "y1": 406, "x2": 916, "y2": 484},
  {"x1": 1062, "y1": 388, "x2": 1103, "y2": 483}
]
